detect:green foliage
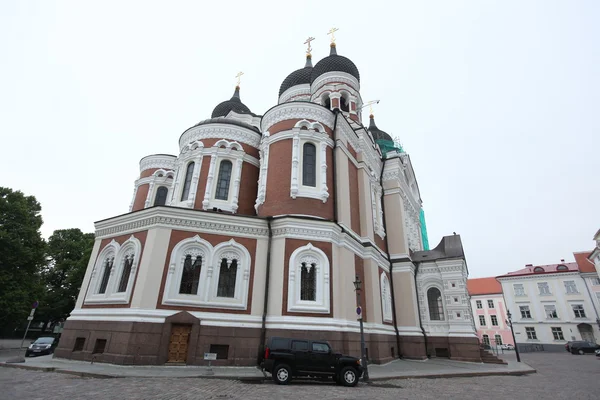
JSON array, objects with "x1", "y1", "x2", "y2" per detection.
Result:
[
  {"x1": 0, "y1": 187, "x2": 47, "y2": 334},
  {"x1": 38, "y1": 229, "x2": 95, "y2": 325}
]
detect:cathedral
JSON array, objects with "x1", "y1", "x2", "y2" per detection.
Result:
[{"x1": 55, "y1": 35, "x2": 479, "y2": 366}]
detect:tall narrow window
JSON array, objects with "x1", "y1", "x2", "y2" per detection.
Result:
[
  {"x1": 180, "y1": 162, "x2": 195, "y2": 201},
  {"x1": 215, "y1": 160, "x2": 232, "y2": 200},
  {"x1": 302, "y1": 143, "x2": 316, "y2": 187},
  {"x1": 476, "y1": 300, "x2": 482, "y2": 309},
  {"x1": 98, "y1": 257, "x2": 114, "y2": 294},
  {"x1": 427, "y1": 287, "x2": 444, "y2": 321},
  {"x1": 217, "y1": 258, "x2": 237, "y2": 298},
  {"x1": 154, "y1": 186, "x2": 169, "y2": 206},
  {"x1": 495, "y1": 335, "x2": 503, "y2": 345},
  {"x1": 117, "y1": 255, "x2": 134, "y2": 293},
  {"x1": 340, "y1": 96, "x2": 349, "y2": 112},
  {"x1": 479, "y1": 315, "x2": 486, "y2": 326},
  {"x1": 300, "y1": 262, "x2": 316, "y2": 301},
  {"x1": 179, "y1": 254, "x2": 202, "y2": 294},
  {"x1": 482, "y1": 334, "x2": 490, "y2": 346},
  {"x1": 572, "y1": 304, "x2": 586, "y2": 318},
  {"x1": 491, "y1": 315, "x2": 498, "y2": 326}
]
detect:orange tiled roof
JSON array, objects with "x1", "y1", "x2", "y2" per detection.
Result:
[
  {"x1": 574, "y1": 251, "x2": 595, "y2": 273},
  {"x1": 467, "y1": 277, "x2": 503, "y2": 296}
]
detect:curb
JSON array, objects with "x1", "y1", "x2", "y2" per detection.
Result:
[{"x1": 366, "y1": 369, "x2": 537, "y2": 381}]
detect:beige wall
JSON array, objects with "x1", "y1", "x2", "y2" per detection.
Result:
[
  {"x1": 392, "y1": 266, "x2": 420, "y2": 330},
  {"x1": 266, "y1": 236, "x2": 286, "y2": 316},
  {"x1": 335, "y1": 146, "x2": 351, "y2": 229},
  {"x1": 364, "y1": 258, "x2": 383, "y2": 325},
  {"x1": 383, "y1": 193, "x2": 410, "y2": 256},
  {"x1": 250, "y1": 237, "x2": 269, "y2": 316},
  {"x1": 357, "y1": 167, "x2": 374, "y2": 239}
]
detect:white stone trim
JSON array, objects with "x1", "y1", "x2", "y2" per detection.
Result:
[
  {"x1": 139, "y1": 154, "x2": 176, "y2": 173},
  {"x1": 179, "y1": 123, "x2": 261, "y2": 151},
  {"x1": 310, "y1": 71, "x2": 360, "y2": 94},
  {"x1": 287, "y1": 243, "x2": 330, "y2": 314},
  {"x1": 289, "y1": 123, "x2": 330, "y2": 203},
  {"x1": 371, "y1": 182, "x2": 385, "y2": 239},
  {"x1": 162, "y1": 236, "x2": 251, "y2": 310},
  {"x1": 202, "y1": 140, "x2": 246, "y2": 213},
  {"x1": 261, "y1": 102, "x2": 336, "y2": 132},
  {"x1": 255, "y1": 131, "x2": 270, "y2": 211},
  {"x1": 381, "y1": 272, "x2": 393, "y2": 323},
  {"x1": 278, "y1": 84, "x2": 311, "y2": 104}
]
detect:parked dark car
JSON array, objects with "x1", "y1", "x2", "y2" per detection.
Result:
[
  {"x1": 565, "y1": 341, "x2": 588, "y2": 352},
  {"x1": 260, "y1": 337, "x2": 363, "y2": 386},
  {"x1": 25, "y1": 337, "x2": 58, "y2": 357},
  {"x1": 569, "y1": 341, "x2": 600, "y2": 355}
]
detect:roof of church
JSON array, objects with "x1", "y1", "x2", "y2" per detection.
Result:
[
  {"x1": 279, "y1": 55, "x2": 313, "y2": 96},
  {"x1": 211, "y1": 86, "x2": 252, "y2": 118},
  {"x1": 310, "y1": 44, "x2": 360, "y2": 84},
  {"x1": 191, "y1": 117, "x2": 260, "y2": 134},
  {"x1": 467, "y1": 277, "x2": 503, "y2": 295},
  {"x1": 412, "y1": 234, "x2": 465, "y2": 262},
  {"x1": 368, "y1": 115, "x2": 393, "y2": 142},
  {"x1": 574, "y1": 250, "x2": 595, "y2": 273}
]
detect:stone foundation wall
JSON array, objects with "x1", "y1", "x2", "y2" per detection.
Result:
[{"x1": 426, "y1": 336, "x2": 481, "y2": 362}]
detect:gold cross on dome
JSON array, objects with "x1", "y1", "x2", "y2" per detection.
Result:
[
  {"x1": 327, "y1": 27, "x2": 339, "y2": 44},
  {"x1": 304, "y1": 36, "x2": 315, "y2": 55},
  {"x1": 235, "y1": 71, "x2": 244, "y2": 86}
]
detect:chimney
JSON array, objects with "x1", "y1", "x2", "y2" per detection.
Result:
[
  {"x1": 525, "y1": 264, "x2": 533, "y2": 267},
  {"x1": 560, "y1": 259, "x2": 565, "y2": 263}
]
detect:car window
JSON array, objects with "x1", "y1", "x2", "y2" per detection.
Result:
[
  {"x1": 291, "y1": 340, "x2": 308, "y2": 351},
  {"x1": 34, "y1": 337, "x2": 54, "y2": 344},
  {"x1": 270, "y1": 338, "x2": 288, "y2": 350},
  {"x1": 312, "y1": 342, "x2": 330, "y2": 353}
]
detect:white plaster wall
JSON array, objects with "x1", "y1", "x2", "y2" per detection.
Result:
[
  {"x1": 250, "y1": 237, "x2": 269, "y2": 316},
  {"x1": 266, "y1": 236, "x2": 286, "y2": 316},
  {"x1": 74, "y1": 239, "x2": 102, "y2": 309}
]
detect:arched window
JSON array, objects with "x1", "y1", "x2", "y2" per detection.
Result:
[
  {"x1": 300, "y1": 262, "x2": 316, "y2": 301},
  {"x1": 482, "y1": 334, "x2": 490, "y2": 346},
  {"x1": 215, "y1": 160, "x2": 233, "y2": 200},
  {"x1": 153, "y1": 186, "x2": 169, "y2": 206},
  {"x1": 321, "y1": 94, "x2": 331, "y2": 109},
  {"x1": 302, "y1": 143, "x2": 316, "y2": 187},
  {"x1": 340, "y1": 96, "x2": 349, "y2": 112},
  {"x1": 98, "y1": 257, "x2": 114, "y2": 294},
  {"x1": 180, "y1": 162, "x2": 195, "y2": 201},
  {"x1": 427, "y1": 287, "x2": 444, "y2": 321},
  {"x1": 556, "y1": 265, "x2": 568, "y2": 271},
  {"x1": 533, "y1": 266, "x2": 544, "y2": 273},
  {"x1": 217, "y1": 258, "x2": 237, "y2": 298},
  {"x1": 179, "y1": 254, "x2": 202, "y2": 294},
  {"x1": 117, "y1": 255, "x2": 134, "y2": 293}
]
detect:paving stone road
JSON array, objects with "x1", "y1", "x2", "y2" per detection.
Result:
[{"x1": 1, "y1": 352, "x2": 599, "y2": 400}]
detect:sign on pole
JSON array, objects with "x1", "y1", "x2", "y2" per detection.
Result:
[{"x1": 204, "y1": 353, "x2": 217, "y2": 361}]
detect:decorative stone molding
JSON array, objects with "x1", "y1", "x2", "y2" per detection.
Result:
[
  {"x1": 381, "y1": 273, "x2": 393, "y2": 323},
  {"x1": 139, "y1": 154, "x2": 177, "y2": 173},
  {"x1": 261, "y1": 103, "x2": 336, "y2": 132},
  {"x1": 254, "y1": 132, "x2": 270, "y2": 211},
  {"x1": 287, "y1": 243, "x2": 331, "y2": 314},
  {"x1": 201, "y1": 141, "x2": 246, "y2": 213},
  {"x1": 279, "y1": 84, "x2": 311, "y2": 104},
  {"x1": 371, "y1": 182, "x2": 385, "y2": 239},
  {"x1": 179, "y1": 124, "x2": 260, "y2": 151},
  {"x1": 289, "y1": 126, "x2": 330, "y2": 203},
  {"x1": 310, "y1": 71, "x2": 360, "y2": 94}
]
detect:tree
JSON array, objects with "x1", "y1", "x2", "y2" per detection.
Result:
[
  {"x1": 38, "y1": 229, "x2": 95, "y2": 329},
  {"x1": 0, "y1": 187, "x2": 47, "y2": 336}
]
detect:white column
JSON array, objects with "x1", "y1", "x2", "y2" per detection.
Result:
[
  {"x1": 290, "y1": 131, "x2": 300, "y2": 198},
  {"x1": 320, "y1": 141, "x2": 329, "y2": 203},
  {"x1": 231, "y1": 157, "x2": 244, "y2": 213},
  {"x1": 202, "y1": 151, "x2": 218, "y2": 209},
  {"x1": 144, "y1": 181, "x2": 155, "y2": 208}
]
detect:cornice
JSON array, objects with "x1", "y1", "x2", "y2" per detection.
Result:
[
  {"x1": 261, "y1": 102, "x2": 336, "y2": 132},
  {"x1": 139, "y1": 155, "x2": 177, "y2": 172},
  {"x1": 179, "y1": 123, "x2": 261, "y2": 151}
]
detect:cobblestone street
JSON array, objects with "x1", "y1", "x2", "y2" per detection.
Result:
[{"x1": 1, "y1": 353, "x2": 599, "y2": 400}]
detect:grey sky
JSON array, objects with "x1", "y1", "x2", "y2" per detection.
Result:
[{"x1": 1, "y1": 1, "x2": 598, "y2": 278}]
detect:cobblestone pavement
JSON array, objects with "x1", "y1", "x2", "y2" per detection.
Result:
[{"x1": 1, "y1": 352, "x2": 599, "y2": 400}]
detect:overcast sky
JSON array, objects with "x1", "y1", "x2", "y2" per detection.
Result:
[{"x1": 1, "y1": 1, "x2": 598, "y2": 278}]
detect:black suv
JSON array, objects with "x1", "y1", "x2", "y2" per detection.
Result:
[{"x1": 260, "y1": 337, "x2": 363, "y2": 386}]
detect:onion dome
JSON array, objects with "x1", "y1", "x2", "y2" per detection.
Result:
[
  {"x1": 279, "y1": 55, "x2": 313, "y2": 96},
  {"x1": 368, "y1": 115, "x2": 392, "y2": 142},
  {"x1": 310, "y1": 43, "x2": 360, "y2": 84},
  {"x1": 211, "y1": 86, "x2": 252, "y2": 118}
]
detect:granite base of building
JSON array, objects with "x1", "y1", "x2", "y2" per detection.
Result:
[{"x1": 55, "y1": 315, "x2": 481, "y2": 366}]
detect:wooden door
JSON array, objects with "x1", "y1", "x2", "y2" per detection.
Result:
[{"x1": 168, "y1": 324, "x2": 191, "y2": 363}]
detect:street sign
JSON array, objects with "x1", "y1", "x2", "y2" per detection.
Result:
[
  {"x1": 32, "y1": 301, "x2": 39, "y2": 309},
  {"x1": 27, "y1": 316, "x2": 33, "y2": 321},
  {"x1": 204, "y1": 353, "x2": 217, "y2": 361},
  {"x1": 356, "y1": 306, "x2": 362, "y2": 316}
]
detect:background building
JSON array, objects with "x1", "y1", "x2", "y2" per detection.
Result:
[
  {"x1": 467, "y1": 277, "x2": 514, "y2": 349},
  {"x1": 497, "y1": 255, "x2": 600, "y2": 352}
]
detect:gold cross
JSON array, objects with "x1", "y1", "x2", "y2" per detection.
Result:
[
  {"x1": 327, "y1": 27, "x2": 339, "y2": 44},
  {"x1": 235, "y1": 71, "x2": 244, "y2": 86},
  {"x1": 304, "y1": 36, "x2": 315, "y2": 55}
]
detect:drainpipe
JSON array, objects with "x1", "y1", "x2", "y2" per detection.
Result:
[
  {"x1": 258, "y1": 216, "x2": 273, "y2": 364},
  {"x1": 413, "y1": 261, "x2": 430, "y2": 358},
  {"x1": 378, "y1": 157, "x2": 402, "y2": 358}
]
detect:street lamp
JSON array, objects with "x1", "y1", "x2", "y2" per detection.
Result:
[
  {"x1": 353, "y1": 275, "x2": 369, "y2": 381},
  {"x1": 505, "y1": 310, "x2": 521, "y2": 363}
]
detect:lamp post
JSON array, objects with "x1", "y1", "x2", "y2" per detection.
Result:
[
  {"x1": 353, "y1": 275, "x2": 369, "y2": 381},
  {"x1": 506, "y1": 310, "x2": 521, "y2": 363}
]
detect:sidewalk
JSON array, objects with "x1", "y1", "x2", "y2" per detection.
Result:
[
  {"x1": 0, "y1": 352, "x2": 535, "y2": 381},
  {"x1": 0, "y1": 339, "x2": 24, "y2": 350}
]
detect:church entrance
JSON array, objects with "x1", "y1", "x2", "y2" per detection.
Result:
[
  {"x1": 578, "y1": 323, "x2": 595, "y2": 343},
  {"x1": 167, "y1": 324, "x2": 192, "y2": 363}
]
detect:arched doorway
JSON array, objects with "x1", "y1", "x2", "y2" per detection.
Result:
[{"x1": 578, "y1": 323, "x2": 595, "y2": 342}]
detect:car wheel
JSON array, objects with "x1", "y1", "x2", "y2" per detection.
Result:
[
  {"x1": 578, "y1": 349, "x2": 585, "y2": 355},
  {"x1": 340, "y1": 366, "x2": 359, "y2": 387},
  {"x1": 272, "y1": 364, "x2": 292, "y2": 385}
]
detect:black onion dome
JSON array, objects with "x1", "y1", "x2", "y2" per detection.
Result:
[
  {"x1": 368, "y1": 115, "x2": 393, "y2": 142},
  {"x1": 310, "y1": 44, "x2": 360, "y2": 84},
  {"x1": 211, "y1": 86, "x2": 252, "y2": 118},
  {"x1": 279, "y1": 55, "x2": 313, "y2": 96}
]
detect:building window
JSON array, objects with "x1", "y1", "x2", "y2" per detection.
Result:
[
  {"x1": 551, "y1": 327, "x2": 565, "y2": 341},
  {"x1": 180, "y1": 162, "x2": 195, "y2": 201},
  {"x1": 591, "y1": 277, "x2": 600, "y2": 286},
  {"x1": 491, "y1": 315, "x2": 498, "y2": 326},
  {"x1": 476, "y1": 300, "x2": 482, "y2": 309},
  {"x1": 533, "y1": 266, "x2": 544, "y2": 273},
  {"x1": 302, "y1": 143, "x2": 317, "y2": 187},
  {"x1": 520, "y1": 305, "x2": 532, "y2": 319},
  {"x1": 479, "y1": 315, "x2": 486, "y2": 326},
  {"x1": 564, "y1": 280, "x2": 578, "y2": 294},
  {"x1": 556, "y1": 264, "x2": 568, "y2": 271},
  {"x1": 216, "y1": 258, "x2": 237, "y2": 298},
  {"x1": 98, "y1": 257, "x2": 114, "y2": 294},
  {"x1": 92, "y1": 339, "x2": 107, "y2": 354},
  {"x1": 153, "y1": 186, "x2": 169, "y2": 206},
  {"x1": 300, "y1": 262, "x2": 316, "y2": 301},
  {"x1": 572, "y1": 304, "x2": 586, "y2": 318},
  {"x1": 215, "y1": 160, "x2": 233, "y2": 200},
  {"x1": 495, "y1": 335, "x2": 503, "y2": 345},
  {"x1": 209, "y1": 344, "x2": 229, "y2": 360},
  {"x1": 514, "y1": 284, "x2": 525, "y2": 297},
  {"x1": 73, "y1": 337, "x2": 85, "y2": 352},
  {"x1": 544, "y1": 304, "x2": 558, "y2": 319},
  {"x1": 525, "y1": 327, "x2": 537, "y2": 340},
  {"x1": 482, "y1": 334, "x2": 490, "y2": 346},
  {"x1": 179, "y1": 254, "x2": 202, "y2": 295},
  {"x1": 538, "y1": 282, "x2": 551, "y2": 295},
  {"x1": 117, "y1": 255, "x2": 134, "y2": 293},
  {"x1": 427, "y1": 287, "x2": 444, "y2": 321},
  {"x1": 487, "y1": 300, "x2": 494, "y2": 309}
]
